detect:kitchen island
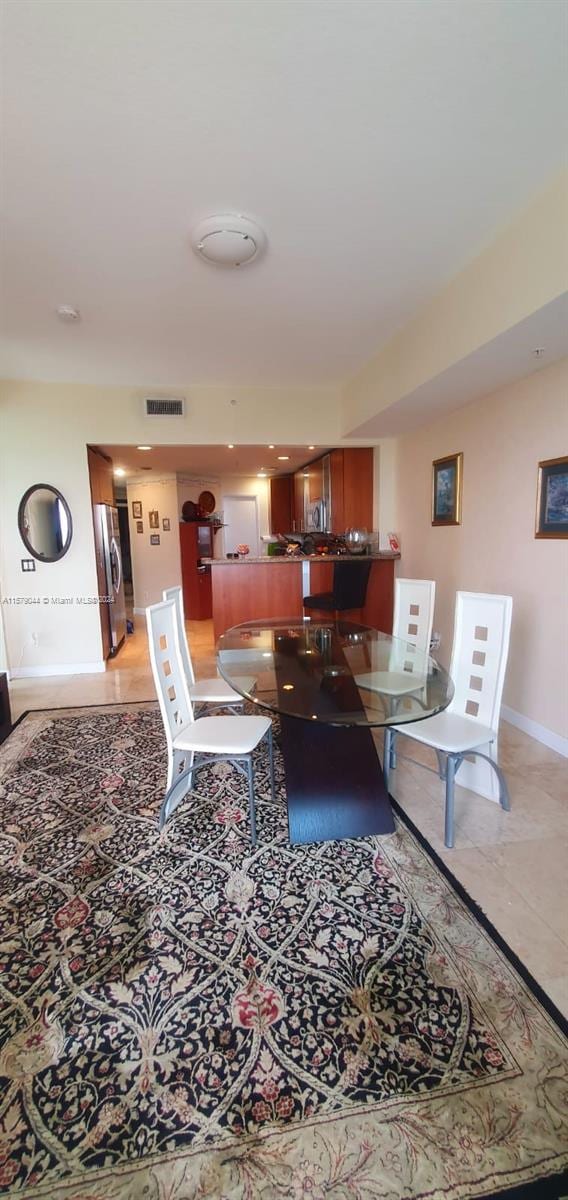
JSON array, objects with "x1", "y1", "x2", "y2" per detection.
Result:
[{"x1": 204, "y1": 553, "x2": 400, "y2": 639}]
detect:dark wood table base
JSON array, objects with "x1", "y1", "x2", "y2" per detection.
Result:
[{"x1": 279, "y1": 715, "x2": 395, "y2": 844}]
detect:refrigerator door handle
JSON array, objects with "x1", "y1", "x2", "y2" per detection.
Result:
[{"x1": 110, "y1": 538, "x2": 121, "y2": 593}]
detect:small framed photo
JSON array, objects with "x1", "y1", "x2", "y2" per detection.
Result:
[
  {"x1": 150, "y1": 534, "x2": 160, "y2": 546},
  {"x1": 535, "y1": 456, "x2": 568, "y2": 538},
  {"x1": 162, "y1": 517, "x2": 171, "y2": 531},
  {"x1": 136, "y1": 521, "x2": 143, "y2": 534},
  {"x1": 132, "y1": 500, "x2": 142, "y2": 519},
  {"x1": 432, "y1": 452, "x2": 463, "y2": 526},
  {"x1": 149, "y1": 510, "x2": 159, "y2": 529}
]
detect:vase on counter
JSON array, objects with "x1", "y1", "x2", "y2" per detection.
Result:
[{"x1": 236, "y1": 543, "x2": 250, "y2": 559}]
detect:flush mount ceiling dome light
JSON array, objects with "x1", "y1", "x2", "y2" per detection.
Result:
[{"x1": 191, "y1": 214, "x2": 266, "y2": 268}]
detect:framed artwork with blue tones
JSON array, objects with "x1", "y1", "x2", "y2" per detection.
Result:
[
  {"x1": 432, "y1": 452, "x2": 463, "y2": 526},
  {"x1": 535, "y1": 456, "x2": 568, "y2": 538}
]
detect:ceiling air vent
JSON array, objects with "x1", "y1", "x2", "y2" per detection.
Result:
[{"x1": 143, "y1": 396, "x2": 186, "y2": 418}]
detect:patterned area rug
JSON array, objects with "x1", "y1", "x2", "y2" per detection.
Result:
[{"x1": 0, "y1": 703, "x2": 567, "y2": 1200}]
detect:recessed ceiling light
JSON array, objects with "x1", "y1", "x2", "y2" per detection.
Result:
[
  {"x1": 277, "y1": 455, "x2": 290, "y2": 461},
  {"x1": 56, "y1": 304, "x2": 80, "y2": 322},
  {"x1": 114, "y1": 468, "x2": 126, "y2": 477},
  {"x1": 308, "y1": 445, "x2": 315, "y2": 450},
  {"x1": 137, "y1": 445, "x2": 152, "y2": 451},
  {"x1": 268, "y1": 444, "x2": 275, "y2": 449},
  {"x1": 228, "y1": 444, "x2": 234, "y2": 449},
  {"x1": 257, "y1": 471, "x2": 267, "y2": 478},
  {"x1": 283, "y1": 684, "x2": 294, "y2": 691}
]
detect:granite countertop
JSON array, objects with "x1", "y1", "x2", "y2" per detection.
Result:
[{"x1": 203, "y1": 553, "x2": 400, "y2": 565}]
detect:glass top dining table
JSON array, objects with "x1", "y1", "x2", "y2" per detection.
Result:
[
  {"x1": 217, "y1": 618, "x2": 453, "y2": 728},
  {"x1": 217, "y1": 619, "x2": 453, "y2": 846}
]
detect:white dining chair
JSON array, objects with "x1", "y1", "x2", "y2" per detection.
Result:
[
  {"x1": 384, "y1": 591, "x2": 513, "y2": 848},
  {"x1": 163, "y1": 585, "x2": 256, "y2": 712},
  {"x1": 147, "y1": 599, "x2": 274, "y2": 845},
  {"x1": 354, "y1": 578, "x2": 436, "y2": 699}
]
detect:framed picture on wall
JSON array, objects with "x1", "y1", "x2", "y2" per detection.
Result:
[
  {"x1": 150, "y1": 534, "x2": 160, "y2": 546},
  {"x1": 136, "y1": 521, "x2": 143, "y2": 534},
  {"x1": 162, "y1": 518, "x2": 171, "y2": 531},
  {"x1": 432, "y1": 452, "x2": 463, "y2": 526},
  {"x1": 149, "y1": 510, "x2": 159, "y2": 529},
  {"x1": 535, "y1": 456, "x2": 568, "y2": 538},
  {"x1": 132, "y1": 500, "x2": 142, "y2": 519}
]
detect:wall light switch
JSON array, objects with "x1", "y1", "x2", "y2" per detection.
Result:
[{"x1": 21, "y1": 559, "x2": 36, "y2": 572}]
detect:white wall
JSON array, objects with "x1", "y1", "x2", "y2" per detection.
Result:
[
  {"x1": 394, "y1": 357, "x2": 568, "y2": 743},
  {"x1": 126, "y1": 474, "x2": 182, "y2": 610}
]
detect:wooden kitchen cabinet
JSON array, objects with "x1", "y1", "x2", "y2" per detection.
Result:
[
  {"x1": 329, "y1": 448, "x2": 373, "y2": 533},
  {"x1": 87, "y1": 445, "x2": 114, "y2": 506},
  {"x1": 180, "y1": 522, "x2": 213, "y2": 619},
  {"x1": 269, "y1": 476, "x2": 293, "y2": 534},
  {"x1": 293, "y1": 471, "x2": 306, "y2": 532}
]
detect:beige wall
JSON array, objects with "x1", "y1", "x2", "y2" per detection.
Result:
[
  {"x1": 0, "y1": 379, "x2": 342, "y2": 673},
  {"x1": 343, "y1": 171, "x2": 568, "y2": 434},
  {"x1": 126, "y1": 475, "x2": 182, "y2": 610},
  {"x1": 394, "y1": 357, "x2": 568, "y2": 740}
]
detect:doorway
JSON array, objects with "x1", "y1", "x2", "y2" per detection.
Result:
[{"x1": 223, "y1": 494, "x2": 260, "y2": 556}]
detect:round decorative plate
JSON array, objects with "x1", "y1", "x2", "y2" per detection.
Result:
[{"x1": 198, "y1": 490, "x2": 216, "y2": 514}]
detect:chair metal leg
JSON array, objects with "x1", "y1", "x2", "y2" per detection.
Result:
[
  {"x1": 246, "y1": 757, "x2": 257, "y2": 847},
  {"x1": 389, "y1": 729, "x2": 398, "y2": 770},
  {"x1": 267, "y1": 726, "x2": 275, "y2": 802},
  {"x1": 435, "y1": 749, "x2": 446, "y2": 780},
  {"x1": 467, "y1": 749, "x2": 511, "y2": 812},
  {"x1": 383, "y1": 727, "x2": 392, "y2": 790},
  {"x1": 445, "y1": 755, "x2": 457, "y2": 848}
]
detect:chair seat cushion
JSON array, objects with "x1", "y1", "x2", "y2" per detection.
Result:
[
  {"x1": 173, "y1": 715, "x2": 271, "y2": 756},
  {"x1": 303, "y1": 592, "x2": 335, "y2": 610},
  {"x1": 355, "y1": 670, "x2": 428, "y2": 697},
  {"x1": 189, "y1": 675, "x2": 256, "y2": 704},
  {"x1": 393, "y1": 711, "x2": 495, "y2": 754}
]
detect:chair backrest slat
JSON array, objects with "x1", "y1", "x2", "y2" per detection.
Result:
[
  {"x1": 332, "y1": 560, "x2": 372, "y2": 610},
  {"x1": 448, "y1": 592, "x2": 513, "y2": 733},
  {"x1": 393, "y1": 578, "x2": 436, "y2": 654},
  {"x1": 163, "y1": 585, "x2": 195, "y2": 686},
  {"x1": 146, "y1": 600, "x2": 194, "y2": 751}
]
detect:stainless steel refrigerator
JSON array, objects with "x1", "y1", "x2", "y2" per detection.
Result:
[{"x1": 97, "y1": 504, "x2": 127, "y2": 655}]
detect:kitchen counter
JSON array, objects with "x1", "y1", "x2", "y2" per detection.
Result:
[
  {"x1": 203, "y1": 552, "x2": 399, "y2": 565},
  {"x1": 207, "y1": 553, "x2": 399, "y2": 638}
]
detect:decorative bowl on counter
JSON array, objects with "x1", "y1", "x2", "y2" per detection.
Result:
[
  {"x1": 236, "y1": 543, "x2": 250, "y2": 558},
  {"x1": 345, "y1": 528, "x2": 369, "y2": 554}
]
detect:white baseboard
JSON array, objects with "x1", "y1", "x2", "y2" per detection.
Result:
[
  {"x1": 11, "y1": 661, "x2": 106, "y2": 679},
  {"x1": 501, "y1": 705, "x2": 568, "y2": 759}
]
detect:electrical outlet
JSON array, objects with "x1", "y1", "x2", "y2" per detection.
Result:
[
  {"x1": 430, "y1": 632, "x2": 441, "y2": 651},
  {"x1": 21, "y1": 559, "x2": 35, "y2": 572}
]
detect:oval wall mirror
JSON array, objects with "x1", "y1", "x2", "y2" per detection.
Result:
[{"x1": 18, "y1": 484, "x2": 73, "y2": 563}]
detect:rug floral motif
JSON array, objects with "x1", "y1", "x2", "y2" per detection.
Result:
[{"x1": 0, "y1": 704, "x2": 566, "y2": 1199}]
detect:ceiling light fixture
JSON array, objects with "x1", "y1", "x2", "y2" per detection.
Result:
[
  {"x1": 114, "y1": 468, "x2": 126, "y2": 477},
  {"x1": 268, "y1": 444, "x2": 275, "y2": 449},
  {"x1": 277, "y1": 455, "x2": 290, "y2": 461},
  {"x1": 257, "y1": 471, "x2": 267, "y2": 478},
  {"x1": 191, "y1": 214, "x2": 267, "y2": 268},
  {"x1": 228, "y1": 444, "x2": 234, "y2": 449},
  {"x1": 308, "y1": 445, "x2": 315, "y2": 450},
  {"x1": 137, "y1": 445, "x2": 152, "y2": 451},
  {"x1": 56, "y1": 305, "x2": 80, "y2": 322}
]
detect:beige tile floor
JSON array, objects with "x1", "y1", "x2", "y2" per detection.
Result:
[{"x1": 8, "y1": 619, "x2": 568, "y2": 1018}]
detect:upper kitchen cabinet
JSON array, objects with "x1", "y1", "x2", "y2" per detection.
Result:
[
  {"x1": 293, "y1": 470, "x2": 306, "y2": 532},
  {"x1": 87, "y1": 446, "x2": 114, "y2": 506},
  {"x1": 269, "y1": 476, "x2": 293, "y2": 535},
  {"x1": 329, "y1": 448, "x2": 373, "y2": 533}
]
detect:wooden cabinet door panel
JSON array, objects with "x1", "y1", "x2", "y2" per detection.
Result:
[{"x1": 270, "y1": 476, "x2": 293, "y2": 534}]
